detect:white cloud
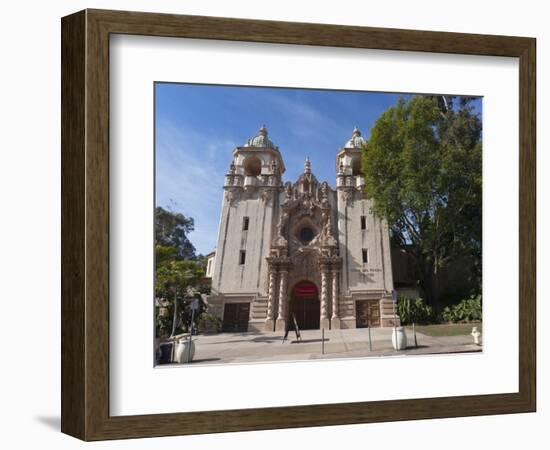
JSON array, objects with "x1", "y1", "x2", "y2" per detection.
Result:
[
  {"x1": 156, "y1": 120, "x2": 231, "y2": 255},
  {"x1": 266, "y1": 93, "x2": 350, "y2": 144}
]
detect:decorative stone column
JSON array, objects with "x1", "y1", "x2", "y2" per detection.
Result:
[
  {"x1": 275, "y1": 269, "x2": 288, "y2": 332},
  {"x1": 331, "y1": 270, "x2": 341, "y2": 329},
  {"x1": 320, "y1": 266, "x2": 330, "y2": 330},
  {"x1": 264, "y1": 268, "x2": 277, "y2": 332}
]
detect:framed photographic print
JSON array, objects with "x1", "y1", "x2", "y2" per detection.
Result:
[{"x1": 61, "y1": 9, "x2": 536, "y2": 441}]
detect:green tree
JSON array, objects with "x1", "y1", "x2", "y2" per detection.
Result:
[
  {"x1": 362, "y1": 95, "x2": 482, "y2": 307},
  {"x1": 155, "y1": 260, "x2": 205, "y2": 337},
  {"x1": 194, "y1": 253, "x2": 208, "y2": 272},
  {"x1": 155, "y1": 206, "x2": 196, "y2": 260},
  {"x1": 155, "y1": 244, "x2": 178, "y2": 267}
]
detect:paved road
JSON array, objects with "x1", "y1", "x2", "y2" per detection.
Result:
[{"x1": 161, "y1": 327, "x2": 482, "y2": 366}]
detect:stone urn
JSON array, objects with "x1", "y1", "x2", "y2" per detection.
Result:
[
  {"x1": 391, "y1": 327, "x2": 408, "y2": 350},
  {"x1": 174, "y1": 338, "x2": 195, "y2": 363}
]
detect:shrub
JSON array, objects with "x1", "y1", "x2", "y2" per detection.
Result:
[
  {"x1": 440, "y1": 295, "x2": 482, "y2": 323},
  {"x1": 440, "y1": 306, "x2": 454, "y2": 323},
  {"x1": 197, "y1": 313, "x2": 222, "y2": 334},
  {"x1": 397, "y1": 296, "x2": 434, "y2": 325}
]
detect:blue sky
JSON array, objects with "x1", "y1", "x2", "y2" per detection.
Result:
[{"x1": 155, "y1": 83, "x2": 481, "y2": 255}]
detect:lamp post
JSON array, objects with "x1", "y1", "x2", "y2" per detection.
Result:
[
  {"x1": 392, "y1": 290, "x2": 398, "y2": 351},
  {"x1": 187, "y1": 298, "x2": 199, "y2": 363}
]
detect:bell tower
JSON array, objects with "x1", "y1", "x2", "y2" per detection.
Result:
[
  {"x1": 336, "y1": 127, "x2": 396, "y2": 328},
  {"x1": 336, "y1": 126, "x2": 366, "y2": 190},
  {"x1": 209, "y1": 126, "x2": 286, "y2": 331},
  {"x1": 224, "y1": 125, "x2": 285, "y2": 191}
]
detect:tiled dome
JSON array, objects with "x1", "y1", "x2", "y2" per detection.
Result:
[
  {"x1": 244, "y1": 125, "x2": 277, "y2": 149},
  {"x1": 344, "y1": 126, "x2": 367, "y2": 149}
]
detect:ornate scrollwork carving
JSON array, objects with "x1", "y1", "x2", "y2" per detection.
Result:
[
  {"x1": 320, "y1": 181, "x2": 329, "y2": 207},
  {"x1": 283, "y1": 181, "x2": 293, "y2": 204},
  {"x1": 341, "y1": 189, "x2": 353, "y2": 204},
  {"x1": 261, "y1": 189, "x2": 273, "y2": 203},
  {"x1": 224, "y1": 189, "x2": 241, "y2": 205},
  {"x1": 276, "y1": 210, "x2": 289, "y2": 238}
]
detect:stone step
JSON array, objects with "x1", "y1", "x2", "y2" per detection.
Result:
[
  {"x1": 247, "y1": 320, "x2": 267, "y2": 332},
  {"x1": 251, "y1": 303, "x2": 267, "y2": 309},
  {"x1": 250, "y1": 318, "x2": 266, "y2": 323},
  {"x1": 250, "y1": 310, "x2": 268, "y2": 319}
]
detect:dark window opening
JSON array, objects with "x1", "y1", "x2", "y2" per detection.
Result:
[
  {"x1": 243, "y1": 156, "x2": 262, "y2": 177},
  {"x1": 243, "y1": 216, "x2": 249, "y2": 231},
  {"x1": 360, "y1": 216, "x2": 366, "y2": 230},
  {"x1": 299, "y1": 227, "x2": 314, "y2": 244},
  {"x1": 352, "y1": 157, "x2": 361, "y2": 176},
  {"x1": 239, "y1": 250, "x2": 246, "y2": 265},
  {"x1": 362, "y1": 249, "x2": 368, "y2": 264}
]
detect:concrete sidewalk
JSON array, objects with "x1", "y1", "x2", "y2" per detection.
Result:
[{"x1": 162, "y1": 327, "x2": 482, "y2": 366}]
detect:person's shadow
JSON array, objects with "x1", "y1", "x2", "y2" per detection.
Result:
[{"x1": 34, "y1": 416, "x2": 60, "y2": 431}]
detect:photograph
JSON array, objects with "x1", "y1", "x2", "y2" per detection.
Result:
[{"x1": 153, "y1": 83, "x2": 483, "y2": 366}]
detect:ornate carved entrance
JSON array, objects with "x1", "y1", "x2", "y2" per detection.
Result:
[
  {"x1": 264, "y1": 158, "x2": 342, "y2": 332},
  {"x1": 290, "y1": 281, "x2": 320, "y2": 330}
]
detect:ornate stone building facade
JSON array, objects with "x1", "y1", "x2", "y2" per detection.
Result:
[{"x1": 206, "y1": 126, "x2": 396, "y2": 332}]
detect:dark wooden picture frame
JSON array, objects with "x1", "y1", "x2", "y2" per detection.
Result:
[{"x1": 61, "y1": 9, "x2": 536, "y2": 441}]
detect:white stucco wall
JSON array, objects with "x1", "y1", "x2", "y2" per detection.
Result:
[{"x1": 211, "y1": 194, "x2": 277, "y2": 296}]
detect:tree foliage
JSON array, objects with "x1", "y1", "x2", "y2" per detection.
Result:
[
  {"x1": 155, "y1": 206, "x2": 196, "y2": 260},
  {"x1": 154, "y1": 207, "x2": 209, "y2": 338},
  {"x1": 397, "y1": 296, "x2": 434, "y2": 325},
  {"x1": 362, "y1": 95, "x2": 482, "y2": 306},
  {"x1": 155, "y1": 259, "x2": 206, "y2": 337},
  {"x1": 155, "y1": 245, "x2": 178, "y2": 266},
  {"x1": 440, "y1": 295, "x2": 482, "y2": 323}
]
